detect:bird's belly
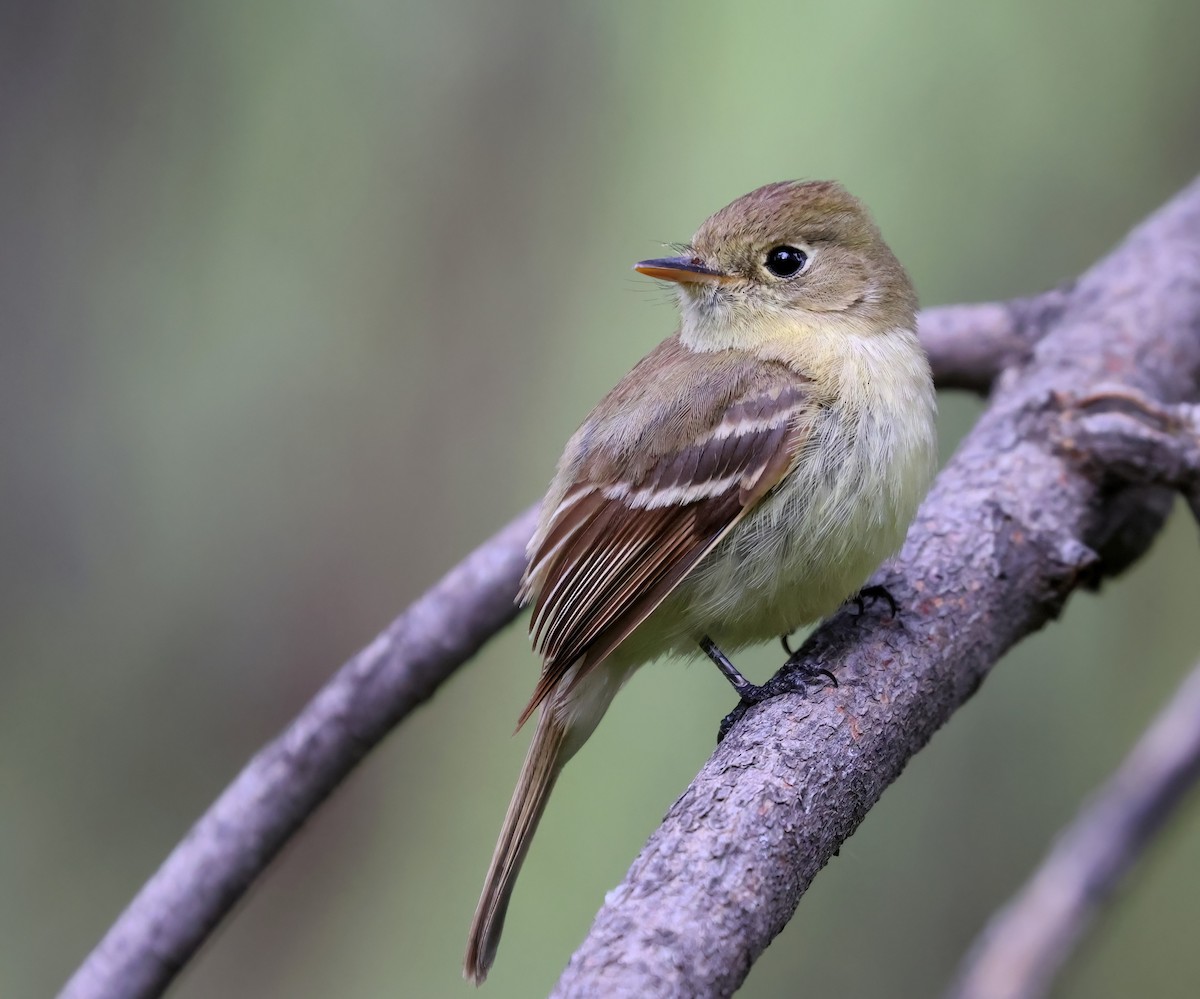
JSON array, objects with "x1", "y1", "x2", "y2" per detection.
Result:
[
  {"x1": 635, "y1": 387, "x2": 935, "y2": 659},
  {"x1": 681, "y1": 470, "x2": 906, "y2": 646}
]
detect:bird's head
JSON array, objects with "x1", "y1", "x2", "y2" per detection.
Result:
[{"x1": 635, "y1": 180, "x2": 916, "y2": 349}]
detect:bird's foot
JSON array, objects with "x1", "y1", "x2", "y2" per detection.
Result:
[
  {"x1": 703, "y1": 635, "x2": 839, "y2": 742},
  {"x1": 849, "y1": 583, "x2": 898, "y2": 619}
]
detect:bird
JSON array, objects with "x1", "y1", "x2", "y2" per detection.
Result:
[{"x1": 463, "y1": 179, "x2": 937, "y2": 983}]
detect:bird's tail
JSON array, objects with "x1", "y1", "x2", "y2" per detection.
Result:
[
  {"x1": 463, "y1": 662, "x2": 623, "y2": 985},
  {"x1": 463, "y1": 706, "x2": 566, "y2": 984}
]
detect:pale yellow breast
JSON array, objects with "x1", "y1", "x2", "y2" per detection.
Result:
[{"x1": 628, "y1": 327, "x2": 936, "y2": 661}]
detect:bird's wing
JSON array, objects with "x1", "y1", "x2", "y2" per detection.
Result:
[{"x1": 517, "y1": 339, "x2": 815, "y2": 726}]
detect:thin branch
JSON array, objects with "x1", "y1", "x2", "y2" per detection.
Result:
[
  {"x1": 915, "y1": 284, "x2": 1077, "y2": 394},
  {"x1": 549, "y1": 178, "x2": 1200, "y2": 997},
  {"x1": 946, "y1": 657, "x2": 1200, "y2": 999},
  {"x1": 58, "y1": 508, "x2": 538, "y2": 999},
  {"x1": 916, "y1": 300, "x2": 1026, "y2": 392},
  {"x1": 56, "y1": 178, "x2": 1200, "y2": 999}
]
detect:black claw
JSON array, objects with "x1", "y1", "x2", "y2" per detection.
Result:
[
  {"x1": 851, "y1": 583, "x2": 898, "y2": 619},
  {"x1": 812, "y1": 666, "x2": 839, "y2": 687},
  {"x1": 780, "y1": 645, "x2": 841, "y2": 691},
  {"x1": 717, "y1": 703, "x2": 746, "y2": 742},
  {"x1": 780, "y1": 633, "x2": 795, "y2": 656},
  {"x1": 717, "y1": 661, "x2": 840, "y2": 741},
  {"x1": 711, "y1": 634, "x2": 842, "y2": 743}
]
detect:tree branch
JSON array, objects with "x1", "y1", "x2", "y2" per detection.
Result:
[
  {"x1": 946, "y1": 655, "x2": 1200, "y2": 999},
  {"x1": 57, "y1": 178, "x2": 1200, "y2": 999},
  {"x1": 912, "y1": 300, "x2": 1023, "y2": 391},
  {"x1": 549, "y1": 178, "x2": 1200, "y2": 998},
  {"x1": 59, "y1": 508, "x2": 538, "y2": 999}
]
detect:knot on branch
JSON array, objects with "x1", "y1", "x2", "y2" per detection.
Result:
[{"x1": 1056, "y1": 386, "x2": 1200, "y2": 527}]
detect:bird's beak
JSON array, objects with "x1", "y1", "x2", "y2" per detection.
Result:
[{"x1": 633, "y1": 256, "x2": 731, "y2": 285}]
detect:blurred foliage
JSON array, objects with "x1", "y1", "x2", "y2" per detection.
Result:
[{"x1": 3, "y1": 2, "x2": 1200, "y2": 997}]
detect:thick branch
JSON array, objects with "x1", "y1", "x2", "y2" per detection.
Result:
[
  {"x1": 550, "y1": 179, "x2": 1200, "y2": 997},
  {"x1": 947, "y1": 656, "x2": 1200, "y2": 999}
]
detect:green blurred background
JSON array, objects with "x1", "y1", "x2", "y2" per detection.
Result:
[{"x1": 4, "y1": 2, "x2": 1200, "y2": 997}]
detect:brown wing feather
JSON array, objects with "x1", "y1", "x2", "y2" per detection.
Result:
[{"x1": 515, "y1": 350, "x2": 814, "y2": 727}]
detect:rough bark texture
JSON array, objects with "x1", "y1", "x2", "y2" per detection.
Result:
[
  {"x1": 58, "y1": 179, "x2": 1200, "y2": 999},
  {"x1": 1066, "y1": 393, "x2": 1200, "y2": 525},
  {"x1": 549, "y1": 179, "x2": 1200, "y2": 998}
]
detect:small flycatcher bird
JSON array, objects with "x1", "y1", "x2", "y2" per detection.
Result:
[{"x1": 464, "y1": 180, "x2": 937, "y2": 983}]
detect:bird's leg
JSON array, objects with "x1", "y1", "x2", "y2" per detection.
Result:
[
  {"x1": 709, "y1": 634, "x2": 840, "y2": 742},
  {"x1": 700, "y1": 636, "x2": 767, "y2": 703},
  {"x1": 712, "y1": 586, "x2": 896, "y2": 741},
  {"x1": 703, "y1": 634, "x2": 838, "y2": 705},
  {"x1": 849, "y1": 583, "x2": 898, "y2": 619}
]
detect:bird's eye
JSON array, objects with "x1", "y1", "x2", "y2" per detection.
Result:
[{"x1": 764, "y1": 245, "x2": 808, "y2": 278}]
